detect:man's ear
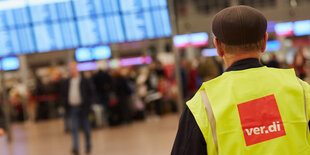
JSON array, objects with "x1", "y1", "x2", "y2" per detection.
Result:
[
  {"x1": 214, "y1": 38, "x2": 224, "y2": 57},
  {"x1": 261, "y1": 32, "x2": 268, "y2": 53}
]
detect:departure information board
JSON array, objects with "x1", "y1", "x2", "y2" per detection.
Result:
[{"x1": 0, "y1": 0, "x2": 171, "y2": 57}]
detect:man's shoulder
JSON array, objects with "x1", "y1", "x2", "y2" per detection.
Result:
[
  {"x1": 187, "y1": 78, "x2": 222, "y2": 106},
  {"x1": 187, "y1": 89, "x2": 204, "y2": 107},
  {"x1": 299, "y1": 78, "x2": 310, "y2": 93},
  {"x1": 264, "y1": 67, "x2": 296, "y2": 75}
]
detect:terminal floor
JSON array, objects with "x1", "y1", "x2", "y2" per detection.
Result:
[{"x1": 0, "y1": 114, "x2": 179, "y2": 155}]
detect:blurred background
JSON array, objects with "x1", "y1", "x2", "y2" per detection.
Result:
[{"x1": 0, "y1": 0, "x2": 309, "y2": 155}]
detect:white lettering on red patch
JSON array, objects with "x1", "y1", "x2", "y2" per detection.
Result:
[{"x1": 237, "y1": 95, "x2": 286, "y2": 146}]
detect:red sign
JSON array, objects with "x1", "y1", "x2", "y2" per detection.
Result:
[
  {"x1": 292, "y1": 38, "x2": 310, "y2": 46},
  {"x1": 237, "y1": 94, "x2": 286, "y2": 146}
]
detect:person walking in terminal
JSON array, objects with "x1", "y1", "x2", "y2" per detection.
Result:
[
  {"x1": 60, "y1": 62, "x2": 95, "y2": 155},
  {"x1": 172, "y1": 6, "x2": 310, "y2": 155}
]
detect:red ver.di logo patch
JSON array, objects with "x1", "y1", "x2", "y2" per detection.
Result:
[{"x1": 237, "y1": 94, "x2": 286, "y2": 146}]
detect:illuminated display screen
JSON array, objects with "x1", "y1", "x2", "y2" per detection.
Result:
[
  {"x1": 123, "y1": 12, "x2": 155, "y2": 41},
  {"x1": 173, "y1": 34, "x2": 189, "y2": 49},
  {"x1": 92, "y1": 45, "x2": 111, "y2": 60},
  {"x1": 202, "y1": 48, "x2": 218, "y2": 57},
  {"x1": 266, "y1": 40, "x2": 281, "y2": 52},
  {"x1": 190, "y1": 32, "x2": 208, "y2": 47},
  {"x1": 267, "y1": 21, "x2": 276, "y2": 33},
  {"x1": 0, "y1": 0, "x2": 171, "y2": 57},
  {"x1": 75, "y1": 45, "x2": 111, "y2": 62},
  {"x1": 77, "y1": 61, "x2": 98, "y2": 72},
  {"x1": 174, "y1": 32, "x2": 209, "y2": 49},
  {"x1": 0, "y1": 56, "x2": 20, "y2": 71},
  {"x1": 77, "y1": 55, "x2": 152, "y2": 71},
  {"x1": 0, "y1": 27, "x2": 36, "y2": 57},
  {"x1": 120, "y1": 56, "x2": 152, "y2": 66},
  {"x1": 294, "y1": 20, "x2": 310, "y2": 36},
  {"x1": 75, "y1": 47, "x2": 92, "y2": 62},
  {"x1": 275, "y1": 22, "x2": 294, "y2": 37}
]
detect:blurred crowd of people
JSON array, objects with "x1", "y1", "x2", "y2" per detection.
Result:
[
  {"x1": 2, "y1": 59, "x2": 181, "y2": 128},
  {"x1": 1, "y1": 46, "x2": 310, "y2": 129}
]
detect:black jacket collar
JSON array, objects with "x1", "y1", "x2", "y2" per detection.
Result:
[{"x1": 225, "y1": 58, "x2": 264, "y2": 72}]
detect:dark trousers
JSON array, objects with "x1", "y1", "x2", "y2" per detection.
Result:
[
  {"x1": 64, "y1": 112, "x2": 71, "y2": 132},
  {"x1": 70, "y1": 106, "x2": 91, "y2": 152}
]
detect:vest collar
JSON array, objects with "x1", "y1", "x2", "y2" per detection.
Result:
[{"x1": 225, "y1": 58, "x2": 263, "y2": 72}]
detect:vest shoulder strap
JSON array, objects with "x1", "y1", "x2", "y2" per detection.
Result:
[
  {"x1": 297, "y1": 79, "x2": 309, "y2": 136},
  {"x1": 200, "y1": 90, "x2": 218, "y2": 154}
]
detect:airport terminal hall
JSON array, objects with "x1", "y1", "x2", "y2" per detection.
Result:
[{"x1": 0, "y1": 0, "x2": 310, "y2": 155}]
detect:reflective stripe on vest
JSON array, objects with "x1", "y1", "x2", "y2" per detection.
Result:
[
  {"x1": 298, "y1": 79, "x2": 309, "y2": 137},
  {"x1": 187, "y1": 67, "x2": 310, "y2": 155},
  {"x1": 200, "y1": 90, "x2": 218, "y2": 153}
]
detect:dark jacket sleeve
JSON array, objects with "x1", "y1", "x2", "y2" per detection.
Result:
[
  {"x1": 171, "y1": 106, "x2": 207, "y2": 155},
  {"x1": 81, "y1": 77, "x2": 95, "y2": 111},
  {"x1": 87, "y1": 79, "x2": 95, "y2": 105},
  {"x1": 0, "y1": 106, "x2": 5, "y2": 129},
  {"x1": 59, "y1": 79, "x2": 69, "y2": 113}
]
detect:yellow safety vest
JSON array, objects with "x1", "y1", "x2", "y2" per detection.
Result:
[{"x1": 187, "y1": 66, "x2": 310, "y2": 155}]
